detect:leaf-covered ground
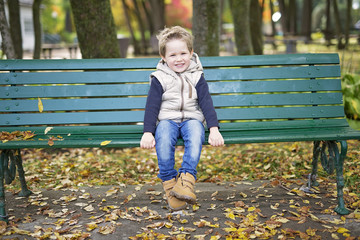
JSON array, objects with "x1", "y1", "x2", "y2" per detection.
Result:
[
  {"x1": 13, "y1": 140, "x2": 360, "y2": 196},
  {"x1": 2, "y1": 140, "x2": 360, "y2": 239}
]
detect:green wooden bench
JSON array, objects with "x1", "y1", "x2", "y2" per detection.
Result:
[{"x1": 1, "y1": 53, "x2": 360, "y2": 222}]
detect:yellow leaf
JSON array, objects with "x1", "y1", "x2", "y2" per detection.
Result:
[
  {"x1": 86, "y1": 222, "x2": 98, "y2": 231},
  {"x1": 193, "y1": 204, "x2": 200, "y2": 211},
  {"x1": 38, "y1": 97, "x2": 43, "y2": 112},
  {"x1": 225, "y1": 212, "x2": 235, "y2": 220},
  {"x1": 248, "y1": 206, "x2": 256, "y2": 212},
  {"x1": 337, "y1": 227, "x2": 349, "y2": 233},
  {"x1": 179, "y1": 219, "x2": 188, "y2": 224},
  {"x1": 264, "y1": 163, "x2": 271, "y2": 170},
  {"x1": 101, "y1": 140, "x2": 111, "y2": 146}
]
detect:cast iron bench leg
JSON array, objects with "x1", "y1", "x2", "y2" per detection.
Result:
[
  {"x1": 14, "y1": 150, "x2": 33, "y2": 197},
  {"x1": 334, "y1": 141, "x2": 350, "y2": 215},
  {"x1": 0, "y1": 150, "x2": 33, "y2": 222},
  {"x1": 0, "y1": 151, "x2": 8, "y2": 222},
  {"x1": 307, "y1": 141, "x2": 350, "y2": 215}
]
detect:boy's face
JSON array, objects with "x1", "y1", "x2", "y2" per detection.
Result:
[{"x1": 161, "y1": 39, "x2": 193, "y2": 73}]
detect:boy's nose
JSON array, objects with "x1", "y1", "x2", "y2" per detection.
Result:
[{"x1": 175, "y1": 55, "x2": 182, "y2": 61}]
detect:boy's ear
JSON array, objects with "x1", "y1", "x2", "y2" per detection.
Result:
[
  {"x1": 190, "y1": 50, "x2": 194, "y2": 57},
  {"x1": 160, "y1": 55, "x2": 166, "y2": 62}
]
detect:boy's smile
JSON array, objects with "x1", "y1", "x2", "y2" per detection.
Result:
[{"x1": 161, "y1": 39, "x2": 193, "y2": 73}]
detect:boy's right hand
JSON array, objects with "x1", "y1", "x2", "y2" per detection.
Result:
[{"x1": 140, "y1": 132, "x2": 156, "y2": 149}]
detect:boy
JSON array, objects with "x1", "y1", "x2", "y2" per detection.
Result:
[{"x1": 140, "y1": 26, "x2": 224, "y2": 211}]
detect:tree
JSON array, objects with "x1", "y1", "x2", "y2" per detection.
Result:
[
  {"x1": 332, "y1": 0, "x2": 345, "y2": 49},
  {"x1": 345, "y1": 0, "x2": 352, "y2": 47},
  {"x1": 0, "y1": 0, "x2": 16, "y2": 59},
  {"x1": 278, "y1": 0, "x2": 297, "y2": 36},
  {"x1": 70, "y1": 0, "x2": 120, "y2": 58},
  {"x1": 250, "y1": 0, "x2": 263, "y2": 55},
  {"x1": 148, "y1": 0, "x2": 165, "y2": 35},
  {"x1": 301, "y1": 0, "x2": 312, "y2": 42},
  {"x1": 121, "y1": 0, "x2": 141, "y2": 55},
  {"x1": 229, "y1": 0, "x2": 253, "y2": 55},
  {"x1": 33, "y1": 0, "x2": 42, "y2": 59},
  {"x1": 192, "y1": 0, "x2": 220, "y2": 56},
  {"x1": 8, "y1": 0, "x2": 22, "y2": 58}
]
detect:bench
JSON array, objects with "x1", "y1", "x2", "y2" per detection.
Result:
[{"x1": 1, "y1": 53, "x2": 360, "y2": 222}]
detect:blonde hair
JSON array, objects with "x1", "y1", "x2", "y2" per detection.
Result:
[{"x1": 157, "y1": 26, "x2": 194, "y2": 57}]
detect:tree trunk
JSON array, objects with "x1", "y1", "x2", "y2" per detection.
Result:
[
  {"x1": 121, "y1": 0, "x2": 140, "y2": 55},
  {"x1": 345, "y1": 0, "x2": 352, "y2": 47},
  {"x1": 332, "y1": 0, "x2": 345, "y2": 49},
  {"x1": 229, "y1": 0, "x2": 253, "y2": 55},
  {"x1": 33, "y1": 0, "x2": 42, "y2": 59},
  {"x1": 325, "y1": 0, "x2": 331, "y2": 45},
  {"x1": 278, "y1": 0, "x2": 288, "y2": 35},
  {"x1": 70, "y1": 0, "x2": 120, "y2": 58},
  {"x1": 193, "y1": 0, "x2": 220, "y2": 56},
  {"x1": 250, "y1": 0, "x2": 263, "y2": 55},
  {"x1": 142, "y1": 0, "x2": 154, "y2": 35},
  {"x1": 148, "y1": 0, "x2": 165, "y2": 34},
  {"x1": 288, "y1": 0, "x2": 297, "y2": 35},
  {"x1": 132, "y1": 0, "x2": 147, "y2": 55},
  {"x1": 8, "y1": 0, "x2": 22, "y2": 58},
  {"x1": 0, "y1": 0, "x2": 16, "y2": 59},
  {"x1": 301, "y1": 0, "x2": 312, "y2": 42}
]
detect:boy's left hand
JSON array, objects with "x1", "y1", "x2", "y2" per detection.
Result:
[{"x1": 208, "y1": 127, "x2": 224, "y2": 147}]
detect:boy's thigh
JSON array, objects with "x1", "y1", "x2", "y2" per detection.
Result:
[
  {"x1": 180, "y1": 120, "x2": 205, "y2": 143},
  {"x1": 155, "y1": 120, "x2": 180, "y2": 141}
]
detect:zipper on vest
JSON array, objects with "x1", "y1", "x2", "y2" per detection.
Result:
[
  {"x1": 184, "y1": 76, "x2": 192, "y2": 98},
  {"x1": 178, "y1": 73, "x2": 185, "y2": 121}
]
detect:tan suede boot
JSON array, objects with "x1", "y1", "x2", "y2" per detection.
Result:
[
  {"x1": 162, "y1": 178, "x2": 187, "y2": 211},
  {"x1": 170, "y1": 173, "x2": 196, "y2": 203}
]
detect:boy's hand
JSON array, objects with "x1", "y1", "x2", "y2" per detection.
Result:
[
  {"x1": 140, "y1": 132, "x2": 156, "y2": 149},
  {"x1": 208, "y1": 127, "x2": 224, "y2": 147}
]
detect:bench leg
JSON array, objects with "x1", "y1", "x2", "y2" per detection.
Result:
[
  {"x1": 307, "y1": 141, "x2": 349, "y2": 215},
  {"x1": 334, "y1": 141, "x2": 350, "y2": 215},
  {"x1": 0, "y1": 151, "x2": 8, "y2": 222},
  {"x1": 13, "y1": 150, "x2": 33, "y2": 197},
  {"x1": 0, "y1": 150, "x2": 33, "y2": 222}
]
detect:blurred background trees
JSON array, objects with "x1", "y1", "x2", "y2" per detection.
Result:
[
  {"x1": 0, "y1": 0, "x2": 359, "y2": 125},
  {"x1": 0, "y1": 0, "x2": 359, "y2": 59}
]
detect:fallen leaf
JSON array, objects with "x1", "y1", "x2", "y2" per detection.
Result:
[
  {"x1": 38, "y1": 97, "x2": 43, "y2": 112},
  {"x1": 101, "y1": 140, "x2": 112, "y2": 146},
  {"x1": 44, "y1": 127, "x2": 53, "y2": 134}
]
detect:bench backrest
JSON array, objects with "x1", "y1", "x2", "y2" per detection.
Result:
[{"x1": 0, "y1": 53, "x2": 345, "y2": 132}]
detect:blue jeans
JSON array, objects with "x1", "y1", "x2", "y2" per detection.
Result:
[{"x1": 155, "y1": 119, "x2": 205, "y2": 182}]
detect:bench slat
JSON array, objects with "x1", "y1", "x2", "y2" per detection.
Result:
[
  {"x1": 221, "y1": 126, "x2": 360, "y2": 144},
  {"x1": 1, "y1": 84, "x2": 149, "y2": 98},
  {"x1": 1, "y1": 79, "x2": 340, "y2": 99},
  {"x1": 2, "y1": 93, "x2": 342, "y2": 112},
  {"x1": 0, "y1": 54, "x2": 339, "y2": 71},
  {"x1": 0, "y1": 58, "x2": 159, "y2": 71},
  {"x1": 0, "y1": 65, "x2": 340, "y2": 85},
  {"x1": 2, "y1": 126, "x2": 359, "y2": 150},
  {"x1": 208, "y1": 79, "x2": 341, "y2": 93},
  {"x1": 0, "y1": 119, "x2": 349, "y2": 135},
  {"x1": 0, "y1": 71, "x2": 152, "y2": 84},
  {"x1": 212, "y1": 92, "x2": 343, "y2": 107},
  {"x1": 200, "y1": 53, "x2": 340, "y2": 67},
  {"x1": 216, "y1": 105, "x2": 345, "y2": 121},
  {"x1": 0, "y1": 105, "x2": 344, "y2": 126},
  {"x1": 205, "y1": 65, "x2": 340, "y2": 81}
]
